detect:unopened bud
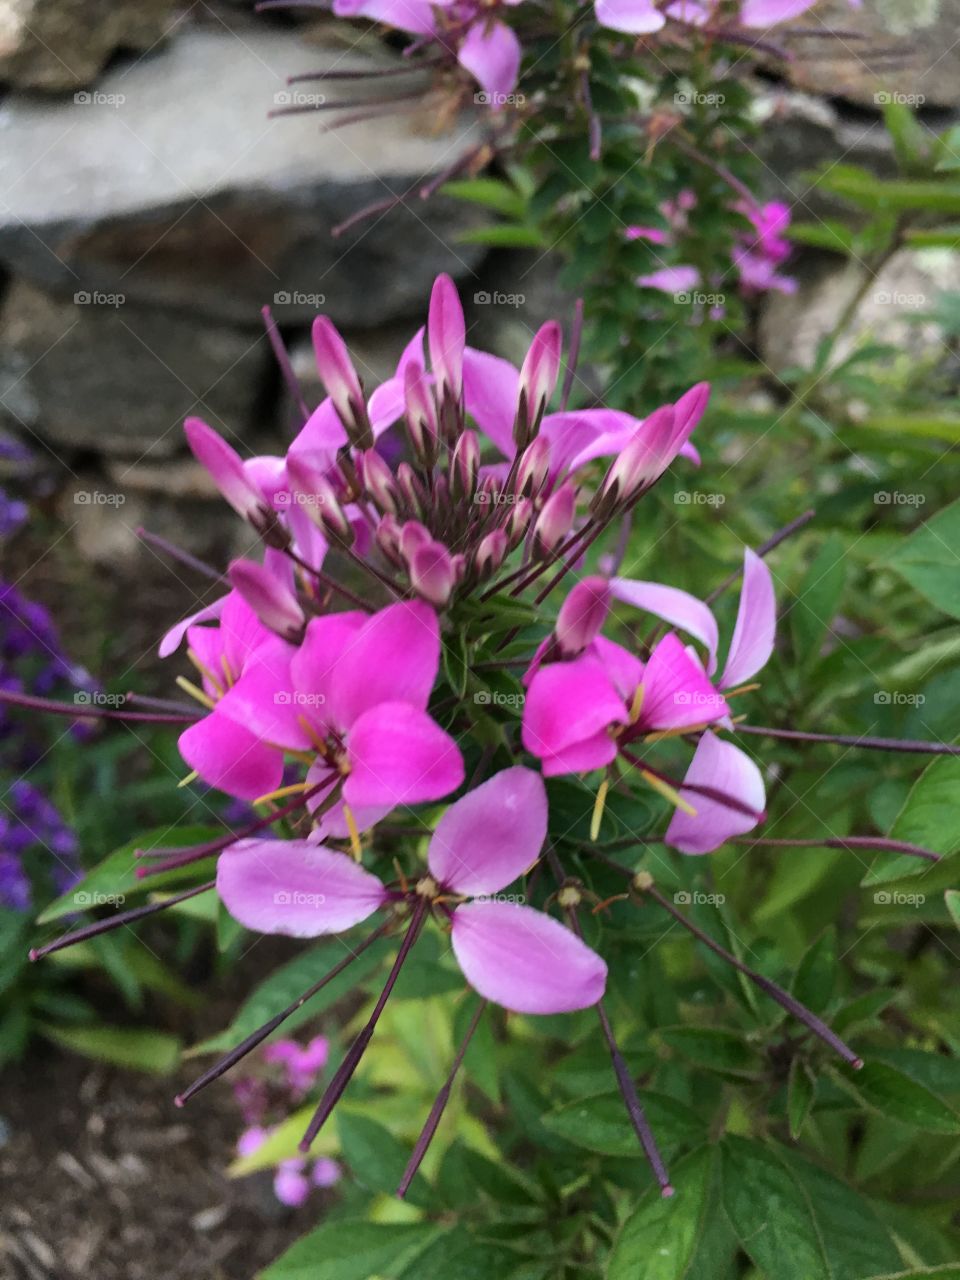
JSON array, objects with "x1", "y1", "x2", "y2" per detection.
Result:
[
  {"x1": 450, "y1": 429, "x2": 480, "y2": 502},
  {"x1": 286, "y1": 455, "x2": 354, "y2": 546},
  {"x1": 474, "y1": 528, "x2": 509, "y2": 579},
  {"x1": 515, "y1": 321, "x2": 562, "y2": 448},
  {"x1": 514, "y1": 436, "x2": 552, "y2": 499},
  {"x1": 375, "y1": 513, "x2": 405, "y2": 568},
  {"x1": 312, "y1": 316, "x2": 372, "y2": 449},
  {"x1": 396, "y1": 462, "x2": 428, "y2": 519},
  {"x1": 359, "y1": 448, "x2": 398, "y2": 514},
  {"x1": 534, "y1": 481, "x2": 576, "y2": 557},
  {"x1": 556, "y1": 576, "x2": 610, "y2": 657},
  {"x1": 407, "y1": 537, "x2": 460, "y2": 608},
  {"x1": 228, "y1": 558, "x2": 305, "y2": 643},
  {"x1": 506, "y1": 496, "x2": 534, "y2": 548},
  {"x1": 593, "y1": 404, "x2": 677, "y2": 515},
  {"x1": 403, "y1": 361, "x2": 439, "y2": 467}
]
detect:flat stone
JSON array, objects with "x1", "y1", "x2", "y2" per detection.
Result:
[
  {"x1": 779, "y1": 0, "x2": 960, "y2": 111},
  {"x1": 0, "y1": 0, "x2": 183, "y2": 91},
  {"x1": 759, "y1": 247, "x2": 960, "y2": 372},
  {"x1": 0, "y1": 280, "x2": 268, "y2": 457},
  {"x1": 0, "y1": 27, "x2": 487, "y2": 328}
]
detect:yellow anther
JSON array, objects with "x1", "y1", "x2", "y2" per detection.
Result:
[
  {"x1": 187, "y1": 648, "x2": 224, "y2": 699},
  {"x1": 220, "y1": 654, "x2": 236, "y2": 689},
  {"x1": 343, "y1": 803, "x2": 362, "y2": 861},
  {"x1": 590, "y1": 779, "x2": 609, "y2": 842},
  {"x1": 639, "y1": 768, "x2": 697, "y2": 817},
  {"x1": 632, "y1": 870, "x2": 654, "y2": 892},
  {"x1": 252, "y1": 782, "x2": 312, "y2": 807},
  {"x1": 415, "y1": 874, "x2": 440, "y2": 899},
  {"x1": 175, "y1": 675, "x2": 216, "y2": 712},
  {"x1": 628, "y1": 684, "x2": 646, "y2": 725},
  {"x1": 557, "y1": 883, "x2": 583, "y2": 909},
  {"x1": 177, "y1": 769, "x2": 199, "y2": 789},
  {"x1": 724, "y1": 682, "x2": 761, "y2": 699}
]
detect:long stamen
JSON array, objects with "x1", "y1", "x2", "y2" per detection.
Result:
[
  {"x1": 30, "y1": 880, "x2": 216, "y2": 961},
  {"x1": 737, "y1": 724, "x2": 960, "y2": 757},
  {"x1": 622, "y1": 753, "x2": 761, "y2": 821},
  {"x1": 397, "y1": 999, "x2": 487, "y2": 1198},
  {"x1": 0, "y1": 688, "x2": 200, "y2": 725},
  {"x1": 298, "y1": 899, "x2": 427, "y2": 1152},
  {"x1": 175, "y1": 919, "x2": 396, "y2": 1108},
  {"x1": 734, "y1": 835, "x2": 940, "y2": 862}
]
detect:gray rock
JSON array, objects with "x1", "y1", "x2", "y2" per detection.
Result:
[
  {"x1": 759, "y1": 248, "x2": 960, "y2": 372},
  {"x1": 0, "y1": 27, "x2": 487, "y2": 328},
  {"x1": 0, "y1": 280, "x2": 269, "y2": 457},
  {"x1": 0, "y1": 0, "x2": 183, "y2": 92},
  {"x1": 780, "y1": 0, "x2": 960, "y2": 111}
]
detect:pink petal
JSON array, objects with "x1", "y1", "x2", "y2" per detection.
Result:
[
  {"x1": 542, "y1": 407, "x2": 638, "y2": 475},
  {"x1": 289, "y1": 611, "x2": 368, "y2": 724},
  {"x1": 740, "y1": 0, "x2": 817, "y2": 26},
  {"x1": 592, "y1": 635, "x2": 644, "y2": 701},
  {"x1": 458, "y1": 19, "x2": 521, "y2": 102},
  {"x1": 228, "y1": 559, "x2": 304, "y2": 642},
  {"x1": 720, "y1": 548, "x2": 776, "y2": 689},
  {"x1": 158, "y1": 596, "x2": 226, "y2": 658},
  {"x1": 522, "y1": 655, "x2": 627, "y2": 760},
  {"x1": 216, "y1": 647, "x2": 310, "y2": 750},
  {"x1": 610, "y1": 578, "x2": 719, "y2": 673},
  {"x1": 556, "y1": 576, "x2": 611, "y2": 657},
  {"x1": 636, "y1": 265, "x2": 700, "y2": 294},
  {"x1": 594, "y1": 0, "x2": 667, "y2": 32},
  {"x1": 637, "y1": 633, "x2": 727, "y2": 730},
  {"x1": 664, "y1": 733, "x2": 765, "y2": 854},
  {"x1": 217, "y1": 840, "x2": 386, "y2": 937},
  {"x1": 344, "y1": 702, "x2": 464, "y2": 808},
  {"x1": 428, "y1": 767, "x2": 547, "y2": 895},
  {"x1": 305, "y1": 763, "x2": 394, "y2": 839},
  {"x1": 328, "y1": 601, "x2": 441, "y2": 730},
  {"x1": 539, "y1": 729, "x2": 619, "y2": 778},
  {"x1": 184, "y1": 418, "x2": 265, "y2": 522},
  {"x1": 179, "y1": 712, "x2": 283, "y2": 801},
  {"x1": 332, "y1": 0, "x2": 438, "y2": 36},
  {"x1": 288, "y1": 397, "x2": 348, "y2": 461},
  {"x1": 428, "y1": 274, "x2": 465, "y2": 402},
  {"x1": 451, "y1": 902, "x2": 607, "y2": 1014},
  {"x1": 463, "y1": 347, "x2": 520, "y2": 457}
]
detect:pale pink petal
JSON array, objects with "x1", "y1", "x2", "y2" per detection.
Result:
[
  {"x1": 458, "y1": 19, "x2": 521, "y2": 102},
  {"x1": 463, "y1": 347, "x2": 519, "y2": 457},
  {"x1": 332, "y1": 0, "x2": 438, "y2": 36},
  {"x1": 329, "y1": 601, "x2": 440, "y2": 729},
  {"x1": 158, "y1": 596, "x2": 226, "y2": 658},
  {"x1": 720, "y1": 548, "x2": 776, "y2": 689},
  {"x1": 637, "y1": 633, "x2": 728, "y2": 730},
  {"x1": 610, "y1": 578, "x2": 719, "y2": 673},
  {"x1": 636, "y1": 265, "x2": 700, "y2": 293},
  {"x1": 665, "y1": 1, "x2": 711, "y2": 24},
  {"x1": 522, "y1": 655, "x2": 627, "y2": 760},
  {"x1": 184, "y1": 418, "x2": 265, "y2": 522},
  {"x1": 556, "y1": 577, "x2": 610, "y2": 657},
  {"x1": 665, "y1": 733, "x2": 765, "y2": 854},
  {"x1": 344, "y1": 702, "x2": 464, "y2": 808},
  {"x1": 592, "y1": 635, "x2": 644, "y2": 701},
  {"x1": 595, "y1": 0, "x2": 666, "y2": 32},
  {"x1": 451, "y1": 902, "x2": 607, "y2": 1013},
  {"x1": 542, "y1": 408, "x2": 638, "y2": 475},
  {"x1": 179, "y1": 713, "x2": 284, "y2": 801},
  {"x1": 428, "y1": 767, "x2": 547, "y2": 895},
  {"x1": 217, "y1": 840, "x2": 387, "y2": 937},
  {"x1": 288, "y1": 397, "x2": 347, "y2": 460},
  {"x1": 740, "y1": 0, "x2": 817, "y2": 26}
]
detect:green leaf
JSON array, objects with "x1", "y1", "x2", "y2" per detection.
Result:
[
  {"x1": 336, "y1": 1112, "x2": 431, "y2": 1206},
  {"x1": 259, "y1": 1220, "x2": 438, "y2": 1280},
  {"x1": 887, "y1": 498, "x2": 960, "y2": 620},
  {"x1": 191, "y1": 934, "x2": 392, "y2": 1054},
  {"x1": 457, "y1": 225, "x2": 549, "y2": 249},
  {"x1": 792, "y1": 928, "x2": 837, "y2": 1015},
  {"x1": 394, "y1": 1230, "x2": 530, "y2": 1280},
  {"x1": 852, "y1": 414, "x2": 960, "y2": 444},
  {"x1": 441, "y1": 178, "x2": 527, "y2": 217},
  {"x1": 863, "y1": 755, "x2": 960, "y2": 885},
  {"x1": 541, "y1": 1091, "x2": 701, "y2": 1158},
  {"x1": 721, "y1": 1136, "x2": 902, "y2": 1280},
  {"x1": 787, "y1": 1059, "x2": 815, "y2": 1139},
  {"x1": 657, "y1": 1027, "x2": 761, "y2": 1077},
  {"x1": 37, "y1": 825, "x2": 220, "y2": 923},
  {"x1": 37, "y1": 1022, "x2": 180, "y2": 1073},
  {"x1": 883, "y1": 102, "x2": 932, "y2": 174},
  {"x1": 831, "y1": 1062, "x2": 960, "y2": 1133},
  {"x1": 861, "y1": 1270, "x2": 960, "y2": 1279},
  {"x1": 790, "y1": 535, "x2": 847, "y2": 666},
  {"x1": 608, "y1": 1147, "x2": 720, "y2": 1280},
  {"x1": 946, "y1": 890, "x2": 960, "y2": 931}
]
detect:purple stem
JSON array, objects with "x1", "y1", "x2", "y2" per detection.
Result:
[
  {"x1": 175, "y1": 919, "x2": 396, "y2": 1108},
  {"x1": 704, "y1": 509, "x2": 815, "y2": 605},
  {"x1": 136, "y1": 527, "x2": 225, "y2": 582},
  {"x1": 261, "y1": 305, "x2": 310, "y2": 425},
  {"x1": 397, "y1": 999, "x2": 488, "y2": 1198},
  {"x1": 559, "y1": 298, "x2": 584, "y2": 413},
  {"x1": 735, "y1": 836, "x2": 940, "y2": 862},
  {"x1": 298, "y1": 899, "x2": 427, "y2": 1151}
]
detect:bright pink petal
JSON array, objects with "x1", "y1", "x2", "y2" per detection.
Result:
[
  {"x1": 367, "y1": 326, "x2": 426, "y2": 435},
  {"x1": 344, "y1": 702, "x2": 464, "y2": 808},
  {"x1": 522, "y1": 655, "x2": 627, "y2": 760},
  {"x1": 540, "y1": 729, "x2": 619, "y2": 778},
  {"x1": 638, "y1": 634, "x2": 727, "y2": 730},
  {"x1": 179, "y1": 712, "x2": 283, "y2": 801},
  {"x1": 458, "y1": 19, "x2": 521, "y2": 101},
  {"x1": 542, "y1": 408, "x2": 638, "y2": 475},
  {"x1": 463, "y1": 347, "x2": 519, "y2": 457},
  {"x1": 592, "y1": 635, "x2": 644, "y2": 702},
  {"x1": 451, "y1": 902, "x2": 607, "y2": 1013},
  {"x1": 159, "y1": 596, "x2": 226, "y2": 658},
  {"x1": 664, "y1": 733, "x2": 765, "y2": 854},
  {"x1": 289, "y1": 611, "x2": 367, "y2": 722},
  {"x1": 289, "y1": 397, "x2": 348, "y2": 460},
  {"x1": 720, "y1": 548, "x2": 776, "y2": 689},
  {"x1": 329, "y1": 601, "x2": 440, "y2": 729},
  {"x1": 428, "y1": 767, "x2": 547, "y2": 895},
  {"x1": 184, "y1": 418, "x2": 265, "y2": 522},
  {"x1": 216, "y1": 647, "x2": 309, "y2": 750},
  {"x1": 428, "y1": 274, "x2": 465, "y2": 402},
  {"x1": 610, "y1": 578, "x2": 719, "y2": 674},
  {"x1": 217, "y1": 840, "x2": 387, "y2": 937}
]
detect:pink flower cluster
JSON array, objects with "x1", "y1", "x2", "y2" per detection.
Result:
[{"x1": 165, "y1": 273, "x2": 773, "y2": 1025}]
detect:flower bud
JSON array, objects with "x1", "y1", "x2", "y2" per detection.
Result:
[
  {"x1": 408, "y1": 537, "x2": 459, "y2": 608},
  {"x1": 312, "y1": 316, "x2": 372, "y2": 449},
  {"x1": 514, "y1": 436, "x2": 551, "y2": 499},
  {"x1": 515, "y1": 321, "x2": 562, "y2": 448},
  {"x1": 428, "y1": 274, "x2": 465, "y2": 409},
  {"x1": 556, "y1": 576, "x2": 610, "y2": 657},
  {"x1": 403, "y1": 361, "x2": 439, "y2": 467},
  {"x1": 375, "y1": 513, "x2": 405, "y2": 568},
  {"x1": 593, "y1": 404, "x2": 677, "y2": 516},
  {"x1": 359, "y1": 448, "x2": 398, "y2": 514},
  {"x1": 286, "y1": 455, "x2": 354, "y2": 546},
  {"x1": 450, "y1": 429, "x2": 480, "y2": 502},
  {"x1": 396, "y1": 462, "x2": 428, "y2": 519},
  {"x1": 185, "y1": 418, "x2": 267, "y2": 525},
  {"x1": 228, "y1": 558, "x2": 305, "y2": 643},
  {"x1": 399, "y1": 519, "x2": 432, "y2": 562},
  {"x1": 506, "y1": 496, "x2": 534, "y2": 548},
  {"x1": 534, "y1": 481, "x2": 576, "y2": 557},
  {"x1": 474, "y1": 529, "x2": 508, "y2": 579}
]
